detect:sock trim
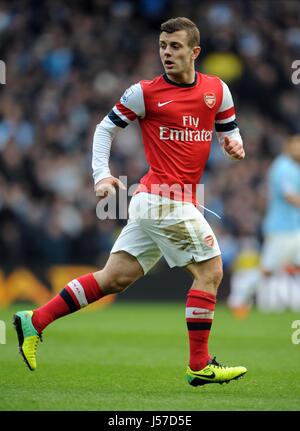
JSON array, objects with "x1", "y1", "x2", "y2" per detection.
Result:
[
  {"x1": 60, "y1": 288, "x2": 78, "y2": 312},
  {"x1": 187, "y1": 289, "x2": 216, "y2": 303},
  {"x1": 185, "y1": 307, "x2": 214, "y2": 319},
  {"x1": 68, "y1": 279, "x2": 88, "y2": 307},
  {"x1": 187, "y1": 322, "x2": 212, "y2": 330},
  {"x1": 77, "y1": 273, "x2": 103, "y2": 303}
]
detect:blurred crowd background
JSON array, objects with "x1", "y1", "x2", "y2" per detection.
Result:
[{"x1": 0, "y1": 0, "x2": 299, "y2": 278}]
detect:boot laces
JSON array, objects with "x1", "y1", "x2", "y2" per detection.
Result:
[
  {"x1": 209, "y1": 356, "x2": 226, "y2": 369},
  {"x1": 33, "y1": 332, "x2": 43, "y2": 353}
]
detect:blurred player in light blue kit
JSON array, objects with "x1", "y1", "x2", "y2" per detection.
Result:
[
  {"x1": 259, "y1": 135, "x2": 300, "y2": 310},
  {"x1": 261, "y1": 135, "x2": 300, "y2": 273},
  {"x1": 228, "y1": 135, "x2": 300, "y2": 314}
]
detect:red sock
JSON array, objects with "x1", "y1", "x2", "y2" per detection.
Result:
[
  {"x1": 186, "y1": 289, "x2": 216, "y2": 371},
  {"x1": 32, "y1": 273, "x2": 104, "y2": 333}
]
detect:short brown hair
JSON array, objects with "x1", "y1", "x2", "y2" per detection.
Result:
[{"x1": 160, "y1": 17, "x2": 200, "y2": 48}]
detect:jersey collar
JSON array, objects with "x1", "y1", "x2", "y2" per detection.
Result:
[{"x1": 163, "y1": 72, "x2": 198, "y2": 87}]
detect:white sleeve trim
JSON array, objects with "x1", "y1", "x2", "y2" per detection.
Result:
[
  {"x1": 92, "y1": 116, "x2": 120, "y2": 185},
  {"x1": 216, "y1": 80, "x2": 243, "y2": 156},
  {"x1": 120, "y1": 83, "x2": 145, "y2": 118},
  {"x1": 217, "y1": 80, "x2": 235, "y2": 114}
]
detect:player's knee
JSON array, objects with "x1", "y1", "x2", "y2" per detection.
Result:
[
  {"x1": 211, "y1": 265, "x2": 223, "y2": 288},
  {"x1": 193, "y1": 264, "x2": 223, "y2": 290},
  {"x1": 204, "y1": 264, "x2": 223, "y2": 289},
  {"x1": 95, "y1": 261, "x2": 142, "y2": 295}
]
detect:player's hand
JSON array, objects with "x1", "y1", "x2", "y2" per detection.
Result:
[
  {"x1": 94, "y1": 176, "x2": 126, "y2": 199},
  {"x1": 223, "y1": 136, "x2": 245, "y2": 160}
]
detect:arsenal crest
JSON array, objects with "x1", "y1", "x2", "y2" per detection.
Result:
[
  {"x1": 203, "y1": 92, "x2": 216, "y2": 108},
  {"x1": 203, "y1": 235, "x2": 214, "y2": 248}
]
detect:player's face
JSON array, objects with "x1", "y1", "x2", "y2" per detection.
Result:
[{"x1": 159, "y1": 30, "x2": 200, "y2": 77}]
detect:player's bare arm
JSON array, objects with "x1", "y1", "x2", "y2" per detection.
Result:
[{"x1": 284, "y1": 192, "x2": 300, "y2": 207}]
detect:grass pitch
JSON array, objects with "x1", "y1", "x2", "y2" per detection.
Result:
[{"x1": 1, "y1": 302, "x2": 299, "y2": 411}]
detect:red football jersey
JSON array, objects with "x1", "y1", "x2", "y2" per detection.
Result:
[{"x1": 106, "y1": 72, "x2": 240, "y2": 204}]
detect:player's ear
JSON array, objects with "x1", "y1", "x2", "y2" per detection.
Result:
[{"x1": 192, "y1": 46, "x2": 201, "y2": 60}]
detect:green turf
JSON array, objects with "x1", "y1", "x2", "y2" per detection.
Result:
[{"x1": 0, "y1": 302, "x2": 300, "y2": 411}]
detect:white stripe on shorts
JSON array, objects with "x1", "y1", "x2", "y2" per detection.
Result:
[
  {"x1": 185, "y1": 307, "x2": 214, "y2": 319},
  {"x1": 68, "y1": 279, "x2": 88, "y2": 308}
]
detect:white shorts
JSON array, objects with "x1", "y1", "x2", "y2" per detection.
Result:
[
  {"x1": 261, "y1": 231, "x2": 300, "y2": 271},
  {"x1": 111, "y1": 192, "x2": 221, "y2": 274}
]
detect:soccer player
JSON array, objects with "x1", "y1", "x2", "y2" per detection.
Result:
[
  {"x1": 259, "y1": 135, "x2": 300, "y2": 308},
  {"x1": 13, "y1": 17, "x2": 247, "y2": 386}
]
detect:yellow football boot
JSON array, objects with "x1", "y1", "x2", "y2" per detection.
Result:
[
  {"x1": 13, "y1": 310, "x2": 42, "y2": 371},
  {"x1": 187, "y1": 356, "x2": 247, "y2": 386}
]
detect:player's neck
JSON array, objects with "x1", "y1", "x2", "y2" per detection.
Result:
[{"x1": 165, "y1": 69, "x2": 196, "y2": 85}]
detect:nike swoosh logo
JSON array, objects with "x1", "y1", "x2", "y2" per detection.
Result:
[
  {"x1": 193, "y1": 371, "x2": 216, "y2": 379},
  {"x1": 192, "y1": 311, "x2": 210, "y2": 316},
  {"x1": 158, "y1": 100, "x2": 174, "y2": 107}
]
